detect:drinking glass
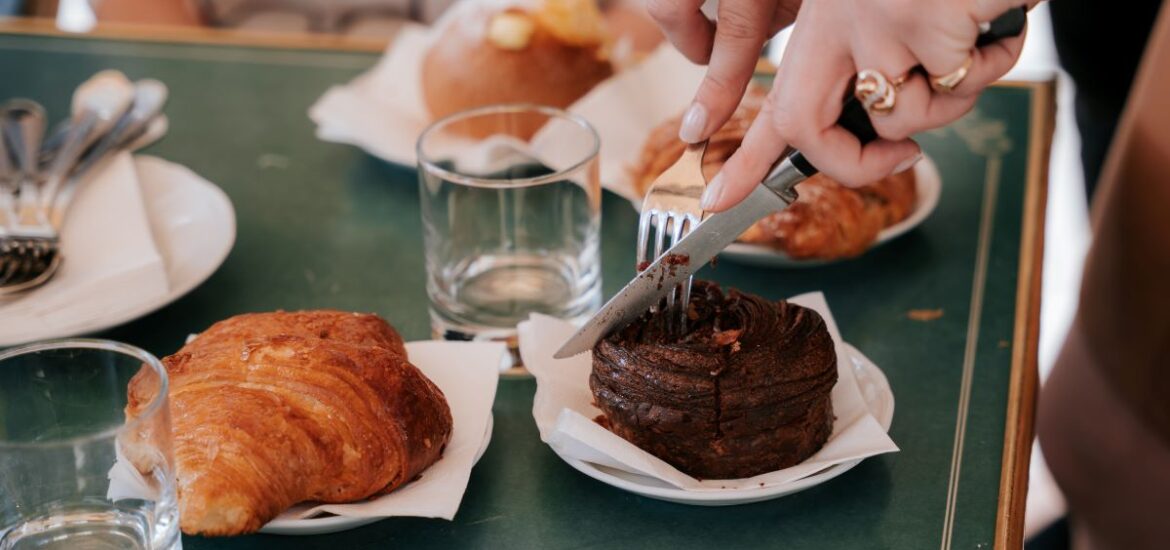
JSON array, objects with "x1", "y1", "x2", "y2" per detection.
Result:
[
  {"x1": 417, "y1": 104, "x2": 602, "y2": 345},
  {"x1": 0, "y1": 339, "x2": 179, "y2": 550}
]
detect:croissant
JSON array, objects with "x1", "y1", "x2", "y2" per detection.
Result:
[
  {"x1": 125, "y1": 310, "x2": 452, "y2": 536},
  {"x1": 632, "y1": 85, "x2": 918, "y2": 260}
]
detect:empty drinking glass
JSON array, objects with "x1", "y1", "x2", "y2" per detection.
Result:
[
  {"x1": 417, "y1": 104, "x2": 602, "y2": 347},
  {"x1": 0, "y1": 339, "x2": 179, "y2": 550}
]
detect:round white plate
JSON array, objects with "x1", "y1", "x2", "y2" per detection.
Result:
[
  {"x1": 0, "y1": 156, "x2": 236, "y2": 345},
  {"x1": 259, "y1": 414, "x2": 495, "y2": 535},
  {"x1": 720, "y1": 156, "x2": 941, "y2": 268},
  {"x1": 553, "y1": 344, "x2": 894, "y2": 506}
]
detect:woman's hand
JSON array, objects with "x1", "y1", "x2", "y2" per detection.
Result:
[
  {"x1": 646, "y1": 0, "x2": 802, "y2": 142},
  {"x1": 679, "y1": 0, "x2": 1035, "y2": 212}
]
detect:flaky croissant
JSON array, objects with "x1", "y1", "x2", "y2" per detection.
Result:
[
  {"x1": 126, "y1": 310, "x2": 452, "y2": 536},
  {"x1": 632, "y1": 85, "x2": 917, "y2": 260}
]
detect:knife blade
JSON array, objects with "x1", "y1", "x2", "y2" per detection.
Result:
[
  {"x1": 554, "y1": 156, "x2": 806, "y2": 358},
  {"x1": 553, "y1": 6, "x2": 1029, "y2": 359}
]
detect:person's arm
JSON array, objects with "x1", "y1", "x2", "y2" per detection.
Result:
[{"x1": 1038, "y1": 6, "x2": 1170, "y2": 547}]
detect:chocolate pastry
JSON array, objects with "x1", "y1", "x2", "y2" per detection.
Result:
[{"x1": 590, "y1": 281, "x2": 837, "y2": 479}]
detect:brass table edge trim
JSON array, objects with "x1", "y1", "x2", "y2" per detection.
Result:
[
  {"x1": 994, "y1": 78, "x2": 1055, "y2": 549},
  {"x1": 941, "y1": 127, "x2": 1008, "y2": 550},
  {"x1": 0, "y1": 16, "x2": 391, "y2": 53}
]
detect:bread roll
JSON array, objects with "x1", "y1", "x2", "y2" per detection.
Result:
[{"x1": 421, "y1": 0, "x2": 614, "y2": 137}]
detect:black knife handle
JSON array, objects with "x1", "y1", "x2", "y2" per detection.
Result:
[{"x1": 787, "y1": 6, "x2": 1029, "y2": 177}]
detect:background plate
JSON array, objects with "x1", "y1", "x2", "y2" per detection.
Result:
[{"x1": 720, "y1": 157, "x2": 941, "y2": 268}]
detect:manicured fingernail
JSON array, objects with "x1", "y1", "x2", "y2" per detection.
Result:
[
  {"x1": 893, "y1": 152, "x2": 923, "y2": 174},
  {"x1": 678, "y1": 102, "x2": 708, "y2": 143},
  {"x1": 700, "y1": 174, "x2": 723, "y2": 210}
]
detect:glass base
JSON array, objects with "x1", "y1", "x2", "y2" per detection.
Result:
[
  {"x1": 430, "y1": 301, "x2": 597, "y2": 377},
  {"x1": 1, "y1": 503, "x2": 180, "y2": 550}
]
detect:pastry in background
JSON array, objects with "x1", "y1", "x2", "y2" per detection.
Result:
[
  {"x1": 422, "y1": 0, "x2": 615, "y2": 137},
  {"x1": 632, "y1": 85, "x2": 918, "y2": 260},
  {"x1": 125, "y1": 310, "x2": 452, "y2": 536},
  {"x1": 602, "y1": 0, "x2": 665, "y2": 59},
  {"x1": 591, "y1": 281, "x2": 837, "y2": 479}
]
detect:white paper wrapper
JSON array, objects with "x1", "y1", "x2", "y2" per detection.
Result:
[
  {"x1": 109, "y1": 341, "x2": 504, "y2": 522},
  {"x1": 308, "y1": 10, "x2": 705, "y2": 204},
  {"x1": 518, "y1": 292, "x2": 899, "y2": 491}
]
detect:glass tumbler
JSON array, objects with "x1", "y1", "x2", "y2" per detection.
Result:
[
  {"x1": 0, "y1": 340, "x2": 179, "y2": 550},
  {"x1": 417, "y1": 104, "x2": 602, "y2": 343}
]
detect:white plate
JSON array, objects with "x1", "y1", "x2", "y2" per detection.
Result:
[
  {"x1": 552, "y1": 343, "x2": 894, "y2": 506},
  {"x1": 0, "y1": 156, "x2": 236, "y2": 344},
  {"x1": 719, "y1": 157, "x2": 941, "y2": 268},
  {"x1": 259, "y1": 414, "x2": 495, "y2": 536}
]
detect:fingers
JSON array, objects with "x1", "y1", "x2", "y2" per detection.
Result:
[
  {"x1": 903, "y1": 18, "x2": 980, "y2": 79},
  {"x1": 968, "y1": 0, "x2": 1044, "y2": 22},
  {"x1": 646, "y1": 0, "x2": 714, "y2": 64},
  {"x1": 849, "y1": 29, "x2": 924, "y2": 141},
  {"x1": 801, "y1": 125, "x2": 922, "y2": 188},
  {"x1": 947, "y1": 31, "x2": 1027, "y2": 95},
  {"x1": 700, "y1": 103, "x2": 788, "y2": 212},
  {"x1": 678, "y1": 0, "x2": 776, "y2": 143}
]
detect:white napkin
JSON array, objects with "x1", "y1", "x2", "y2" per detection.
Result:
[
  {"x1": 309, "y1": 14, "x2": 706, "y2": 203},
  {"x1": 0, "y1": 153, "x2": 169, "y2": 345},
  {"x1": 276, "y1": 341, "x2": 503, "y2": 521},
  {"x1": 519, "y1": 292, "x2": 899, "y2": 491}
]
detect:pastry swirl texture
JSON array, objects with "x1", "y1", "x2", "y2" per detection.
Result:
[
  {"x1": 126, "y1": 310, "x2": 452, "y2": 536},
  {"x1": 591, "y1": 281, "x2": 837, "y2": 479}
]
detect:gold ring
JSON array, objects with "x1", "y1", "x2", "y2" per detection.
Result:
[
  {"x1": 931, "y1": 55, "x2": 974, "y2": 93},
  {"x1": 854, "y1": 69, "x2": 903, "y2": 116}
]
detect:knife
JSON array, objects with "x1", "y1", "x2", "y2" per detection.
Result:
[{"x1": 555, "y1": 7, "x2": 1029, "y2": 359}]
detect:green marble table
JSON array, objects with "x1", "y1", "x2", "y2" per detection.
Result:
[{"x1": 0, "y1": 28, "x2": 1051, "y2": 549}]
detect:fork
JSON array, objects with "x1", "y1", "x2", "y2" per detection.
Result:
[
  {"x1": 0, "y1": 100, "x2": 54, "y2": 295},
  {"x1": 636, "y1": 140, "x2": 708, "y2": 332}
]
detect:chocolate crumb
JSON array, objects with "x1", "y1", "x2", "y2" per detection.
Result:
[
  {"x1": 712, "y1": 328, "x2": 743, "y2": 346},
  {"x1": 907, "y1": 308, "x2": 944, "y2": 322},
  {"x1": 593, "y1": 414, "x2": 612, "y2": 430}
]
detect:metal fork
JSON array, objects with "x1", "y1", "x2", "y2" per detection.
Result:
[
  {"x1": 0, "y1": 100, "x2": 55, "y2": 295},
  {"x1": 636, "y1": 140, "x2": 708, "y2": 331}
]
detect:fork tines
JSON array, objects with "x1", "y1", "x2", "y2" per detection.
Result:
[
  {"x1": 0, "y1": 235, "x2": 60, "y2": 292},
  {"x1": 636, "y1": 140, "x2": 708, "y2": 334}
]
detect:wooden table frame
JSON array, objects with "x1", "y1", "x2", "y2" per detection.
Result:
[{"x1": 994, "y1": 78, "x2": 1054, "y2": 549}]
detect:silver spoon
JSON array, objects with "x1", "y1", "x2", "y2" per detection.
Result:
[
  {"x1": 37, "y1": 70, "x2": 135, "y2": 216},
  {"x1": 66, "y1": 79, "x2": 167, "y2": 184},
  {"x1": 51, "y1": 113, "x2": 170, "y2": 229}
]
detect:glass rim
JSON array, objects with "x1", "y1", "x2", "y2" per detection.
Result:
[
  {"x1": 416, "y1": 103, "x2": 600, "y2": 189},
  {"x1": 0, "y1": 338, "x2": 169, "y2": 449}
]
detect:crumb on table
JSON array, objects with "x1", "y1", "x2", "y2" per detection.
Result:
[{"x1": 907, "y1": 308, "x2": 944, "y2": 322}]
